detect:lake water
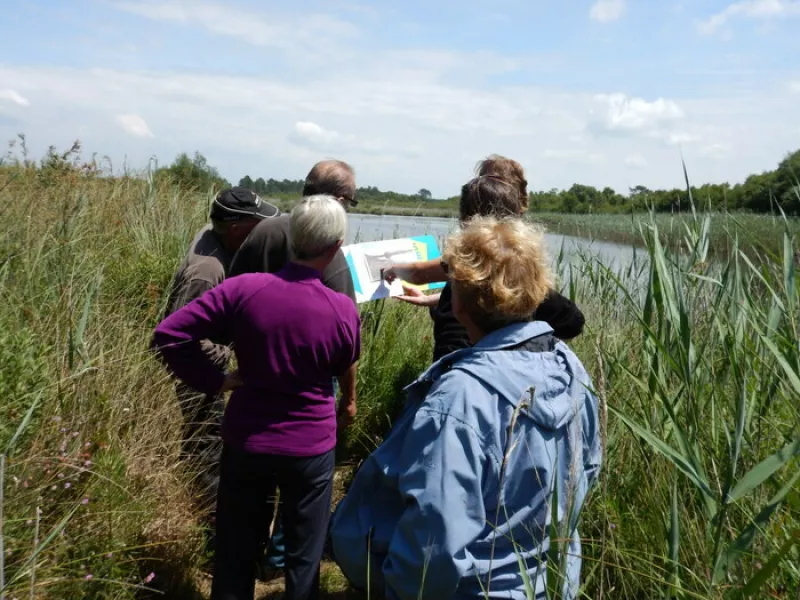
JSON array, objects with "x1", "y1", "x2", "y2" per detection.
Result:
[{"x1": 348, "y1": 214, "x2": 642, "y2": 272}]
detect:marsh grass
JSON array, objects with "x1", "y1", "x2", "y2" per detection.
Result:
[
  {"x1": 533, "y1": 211, "x2": 800, "y2": 260},
  {"x1": 0, "y1": 150, "x2": 797, "y2": 599}
]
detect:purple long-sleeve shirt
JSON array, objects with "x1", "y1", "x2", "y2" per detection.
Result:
[{"x1": 152, "y1": 262, "x2": 361, "y2": 457}]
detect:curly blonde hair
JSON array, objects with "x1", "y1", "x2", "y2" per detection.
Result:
[{"x1": 443, "y1": 216, "x2": 553, "y2": 332}]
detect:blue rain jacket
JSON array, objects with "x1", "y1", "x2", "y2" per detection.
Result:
[{"x1": 329, "y1": 321, "x2": 602, "y2": 600}]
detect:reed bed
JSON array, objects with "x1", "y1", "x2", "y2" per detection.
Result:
[{"x1": 0, "y1": 158, "x2": 797, "y2": 599}]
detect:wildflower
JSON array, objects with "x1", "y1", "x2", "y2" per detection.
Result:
[
  {"x1": 84, "y1": 442, "x2": 92, "y2": 448},
  {"x1": 72, "y1": 431, "x2": 80, "y2": 438},
  {"x1": 85, "y1": 574, "x2": 93, "y2": 581},
  {"x1": 609, "y1": 523, "x2": 616, "y2": 530},
  {"x1": 64, "y1": 482, "x2": 71, "y2": 489},
  {"x1": 60, "y1": 427, "x2": 67, "y2": 433},
  {"x1": 106, "y1": 553, "x2": 113, "y2": 559},
  {"x1": 26, "y1": 520, "x2": 33, "y2": 526},
  {"x1": 50, "y1": 485, "x2": 57, "y2": 491},
  {"x1": 58, "y1": 473, "x2": 64, "y2": 479},
  {"x1": 53, "y1": 416, "x2": 61, "y2": 422},
  {"x1": 84, "y1": 460, "x2": 92, "y2": 467},
  {"x1": 81, "y1": 497, "x2": 89, "y2": 505},
  {"x1": 144, "y1": 572, "x2": 156, "y2": 584}
]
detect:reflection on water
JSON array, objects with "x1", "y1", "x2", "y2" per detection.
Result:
[{"x1": 348, "y1": 214, "x2": 643, "y2": 272}]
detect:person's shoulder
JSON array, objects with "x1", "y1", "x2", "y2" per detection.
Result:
[
  {"x1": 423, "y1": 367, "x2": 489, "y2": 417},
  {"x1": 319, "y1": 285, "x2": 359, "y2": 317},
  {"x1": 248, "y1": 213, "x2": 290, "y2": 241},
  {"x1": 181, "y1": 255, "x2": 225, "y2": 287}
]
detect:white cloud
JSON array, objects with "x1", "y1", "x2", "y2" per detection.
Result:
[
  {"x1": 112, "y1": 0, "x2": 358, "y2": 61},
  {"x1": 698, "y1": 0, "x2": 800, "y2": 35},
  {"x1": 542, "y1": 149, "x2": 605, "y2": 164},
  {"x1": 625, "y1": 153, "x2": 648, "y2": 168},
  {"x1": 789, "y1": 81, "x2": 800, "y2": 94},
  {"x1": 116, "y1": 114, "x2": 154, "y2": 138},
  {"x1": 291, "y1": 121, "x2": 341, "y2": 148},
  {"x1": 0, "y1": 63, "x2": 797, "y2": 198},
  {"x1": 664, "y1": 131, "x2": 702, "y2": 146},
  {"x1": 593, "y1": 93, "x2": 684, "y2": 133},
  {"x1": 590, "y1": 0, "x2": 626, "y2": 22},
  {"x1": 700, "y1": 143, "x2": 732, "y2": 159},
  {"x1": 0, "y1": 89, "x2": 30, "y2": 107}
]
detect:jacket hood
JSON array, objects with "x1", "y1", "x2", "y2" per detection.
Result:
[{"x1": 409, "y1": 321, "x2": 586, "y2": 431}]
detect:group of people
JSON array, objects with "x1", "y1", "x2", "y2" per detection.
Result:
[{"x1": 151, "y1": 155, "x2": 602, "y2": 600}]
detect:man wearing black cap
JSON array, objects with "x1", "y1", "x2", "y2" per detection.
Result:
[{"x1": 163, "y1": 186, "x2": 280, "y2": 522}]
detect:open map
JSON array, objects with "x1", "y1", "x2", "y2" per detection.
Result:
[{"x1": 342, "y1": 235, "x2": 446, "y2": 304}]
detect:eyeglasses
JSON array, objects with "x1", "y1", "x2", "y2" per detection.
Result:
[{"x1": 340, "y1": 195, "x2": 358, "y2": 208}]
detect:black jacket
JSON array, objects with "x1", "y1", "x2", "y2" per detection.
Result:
[{"x1": 430, "y1": 283, "x2": 585, "y2": 361}]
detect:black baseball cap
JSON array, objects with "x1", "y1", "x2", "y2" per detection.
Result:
[{"x1": 210, "y1": 187, "x2": 280, "y2": 222}]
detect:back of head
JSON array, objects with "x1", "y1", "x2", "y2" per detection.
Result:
[
  {"x1": 290, "y1": 194, "x2": 347, "y2": 260},
  {"x1": 443, "y1": 216, "x2": 552, "y2": 332},
  {"x1": 303, "y1": 160, "x2": 357, "y2": 207},
  {"x1": 476, "y1": 154, "x2": 528, "y2": 206},
  {"x1": 460, "y1": 175, "x2": 525, "y2": 222}
]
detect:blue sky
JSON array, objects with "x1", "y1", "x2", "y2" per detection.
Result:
[{"x1": 1, "y1": 0, "x2": 799, "y2": 196}]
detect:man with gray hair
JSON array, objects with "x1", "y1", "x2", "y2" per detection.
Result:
[
  {"x1": 152, "y1": 194, "x2": 361, "y2": 600},
  {"x1": 228, "y1": 159, "x2": 359, "y2": 576}
]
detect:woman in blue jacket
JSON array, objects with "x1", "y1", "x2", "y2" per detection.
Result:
[{"x1": 330, "y1": 216, "x2": 602, "y2": 600}]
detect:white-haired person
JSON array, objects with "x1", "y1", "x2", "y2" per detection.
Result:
[
  {"x1": 152, "y1": 195, "x2": 361, "y2": 600},
  {"x1": 330, "y1": 216, "x2": 602, "y2": 600}
]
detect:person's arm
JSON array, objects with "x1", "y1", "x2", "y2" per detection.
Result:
[
  {"x1": 169, "y1": 277, "x2": 233, "y2": 367},
  {"x1": 336, "y1": 363, "x2": 357, "y2": 426},
  {"x1": 383, "y1": 258, "x2": 445, "y2": 286},
  {"x1": 395, "y1": 285, "x2": 440, "y2": 308},
  {"x1": 382, "y1": 393, "x2": 488, "y2": 600},
  {"x1": 581, "y1": 379, "x2": 603, "y2": 489},
  {"x1": 151, "y1": 280, "x2": 238, "y2": 396},
  {"x1": 335, "y1": 303, "x2": 362, "y2": 428},
  {"x1": 533, "y1": 290, "x2": 585, "y2": 340}
]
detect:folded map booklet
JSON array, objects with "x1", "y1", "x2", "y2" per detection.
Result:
[{"x1": 342, "y1": 235, "x2": 446, "y2": 304}]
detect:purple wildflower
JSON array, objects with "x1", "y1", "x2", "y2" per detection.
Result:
[
  {"x1": 64, "y1": 482, "x2": 71, "y2": 489},
  {"x1": 85, "y1": 574, "x2": 93, "y2": 581},
  {"x1": 81, "y1": 497, "x2": 89, "y2": 505},
  {"x1": 143, "y1": 572, "x2": 156, "y2": 584}
]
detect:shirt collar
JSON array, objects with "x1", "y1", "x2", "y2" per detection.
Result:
[{"x1": 281, "y1": 261, "x2": 323, "y2": 281}]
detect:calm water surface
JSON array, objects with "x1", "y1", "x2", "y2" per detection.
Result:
[{"x1": 348, "y1": 214, "x2": 642, "y2": 271}]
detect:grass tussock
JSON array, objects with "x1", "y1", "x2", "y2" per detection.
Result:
[{"x1": 0, "y1": 147, "x2": 798, "y2": 599}]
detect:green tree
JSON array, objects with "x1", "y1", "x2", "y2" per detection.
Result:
[{"x1": 157, "y1": 152, "x2": 230, "y2": 192}]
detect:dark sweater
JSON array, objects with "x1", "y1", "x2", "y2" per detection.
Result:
[
  {"x1": 430, "y1": 283, "x2": 585, "y2": 361},
  {"x1": 228, "y1": 214, "x2": 356, "y2": 303}
]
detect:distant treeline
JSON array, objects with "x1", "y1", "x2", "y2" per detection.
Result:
[
  {"x1": 529, "y1": 148, "x2": 799, "y2": 215},
  {"x1": 4, "y1": 137, "x2": 798, "y2": 216},
  {"x1": 234, "y1": 148, "x2": 800, "y2": 216},
  {"x1": 237, "y1": 174, "x2": 438, "y2": 206}
]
